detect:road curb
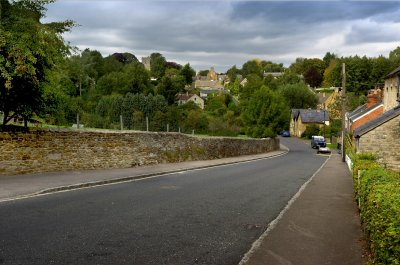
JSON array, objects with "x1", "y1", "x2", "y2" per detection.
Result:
[{"x1": 1, "y1": 147, "x2": 289, "y2": 202}]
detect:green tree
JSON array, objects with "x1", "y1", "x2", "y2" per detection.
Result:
[
  {"x1": 229, "y1": 77, "x2": 241, "y2": 96},
  {"x1": 242, "y1": 60, "x2": 262, "y2": 78},
  {"x1": 242, "y1": 86, "x2": 290, "y2": 138},
  {"x1": 182, "y1": 109, "x2": 208, "y2": 133},
  {"x1": 239, "y1": 74, "x2": 263, "y2": 101},
  {"x1": 156, "y1": 75, "x2": 185, "y2": 105},
  {"x1": 261, "y1": 60, "x2": 284, "y2": 73},
  {"x1": 150, "y1": 52, "x2": 167, "y2": 79},
  {"x1": 226, "y1": 65, "x2": 239, "y2": 82},
  {"x1": 96, "y1": 62, "x2": 150, "y2": 95},
  {"x1": 180, "y1": 63, "x2": 196, "y2": 84},
  {"x1": 304, "y1": 67, "x2": 323, "y2": 88},
  {"x1": 0, "y1": 0, "x2": 74, "y2": 126},
  {"x1": 290, "y1": 58, "x2": 325, "y2": 87},
  {"x1": 323, "y1": 52, "x2": 337, "y2": 67},
  {"x1": 205, "y1": 93, "x2": 228, "y2": 116},
  {"x1": 280, "y1": 82, "x2": 318, "y2": 109},
  {"x1": 198, "y1": 69, "x2": 209, "y2": 77}
]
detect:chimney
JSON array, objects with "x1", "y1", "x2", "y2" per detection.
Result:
[{"x1": 367, "y1": 87, "x2": 382, "y2": 108}]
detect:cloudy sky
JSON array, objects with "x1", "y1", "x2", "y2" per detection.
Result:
[{"x1": 44, "y1": 0, "x2": 400, "y2": 73}]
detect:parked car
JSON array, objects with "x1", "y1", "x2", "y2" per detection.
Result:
[
  {"x1": 317, "y1": 146, "x2": 331, "y2": 154},
  {"x1": 311, "y1": 136, "x2": 326, "y2": 149},
  {"x1": 281, "y1": 131, "x2": 290, "y2": 137}
]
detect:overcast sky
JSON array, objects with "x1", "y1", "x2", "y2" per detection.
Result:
[{"x1": 44, "y1": 0, "x2": 400, "y2": 73}]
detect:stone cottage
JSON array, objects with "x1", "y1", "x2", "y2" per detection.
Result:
[
  {"x1": 175, "y1": 93, "x2": 204, "y2": 109},
  {"x1": 290, "y1": 109, "x2": 329, "y2": 137},
  {"x1": 354, "y1": 106, "x2": 400, "y2": 171}
]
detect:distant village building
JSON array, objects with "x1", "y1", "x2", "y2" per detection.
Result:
[
  {"x1": 175, "y1": 93, "x2": 204, "y2": 109},
  {"x1": 206, "y1": 67, "x2": 218, "y2": 81},
  {"x1": 141, "y1": 56, "x2": 151, "y2": 71},
  {"x1": 290, "y1": 109, "x2": 329, "y2": 137},
  {"x1": 194, "y1": 67, "x2": 224, "y2": 98},
  {"x1": 263, "y1": 72, "x2": 284, "y2": 78}
]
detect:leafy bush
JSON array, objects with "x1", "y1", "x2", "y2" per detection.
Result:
[
  {"x1": 357, "y1": 152, "x2": 377, "y2": 161},
  {"x1": 301, "y1": 124, "x2": 320, "y2": 139},
  {"x1": 353, "y1": 155, "x2": 400, "y2": 264}
]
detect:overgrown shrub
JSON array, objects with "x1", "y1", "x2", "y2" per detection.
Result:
[
  {"x1": 301, "y1": 124, "x2": 320, "y2": 139},
  {"x1": 353, "y1": 155, "x2": 400, "y2": 264}
]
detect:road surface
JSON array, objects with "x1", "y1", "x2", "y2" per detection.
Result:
[{"x1": 0, "y1": 137, "x2": 327, "y2": 265}]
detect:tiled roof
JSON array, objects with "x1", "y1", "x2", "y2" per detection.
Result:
[
  {"x1": 299, "y1": 109, "x2": 329, "y2": 123},
  {"x1": 354, "y1": 105, "x2": 400, "y2": 137},
  {"x1": 347, "y1": 102, "x2": 383, "y2": 121},
  {"x1": 195, "y1": 80, "x2": 224, "y2": 89},
  {"x1": 291, "y1": 109, "x2": 300, "y2": 118},
  {"x1": 385, "y1": 65, "x2": 400, "y2": 79},
  {"x1": 176, "y1": 93, "x2": 193, "y2": 101}
]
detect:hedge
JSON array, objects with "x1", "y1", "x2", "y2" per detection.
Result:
[{"x1": 352, "y1": 154, "x2": 400, "y2": 264}]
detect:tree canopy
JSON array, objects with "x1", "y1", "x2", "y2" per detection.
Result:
[{"x1": 0, "y1": 0, "x2": 74, "y2": 126}]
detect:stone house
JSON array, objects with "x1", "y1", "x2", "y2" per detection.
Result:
[
  {"x1": 354, "y1": 106, "x2": 400, "y2": 171},
  {"x1": 383, "y1": 65, "x2": 400, "y2": 112},
  {"x1": 175, "y1": 93, "x2": 204, "y2": 109},
  {"x1": 290, "y1": 109, "x2": 329, "y2": 137},
  {"x1": 346, "y1": 87, "x2": 384, "y2": 133},
  {"x1": 353, "y1": 66, "x2": 400, "y2": 172}
]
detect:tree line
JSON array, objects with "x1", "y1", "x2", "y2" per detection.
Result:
[{"x1": 2, "y1": 0, "x2": 400, "y2": 139}]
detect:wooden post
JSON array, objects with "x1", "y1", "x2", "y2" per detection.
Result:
[{"x1": 341, "y1": 63, "x2": 346, "y2": 162}]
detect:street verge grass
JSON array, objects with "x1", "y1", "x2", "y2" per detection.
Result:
[{"x1": 351, "y1": 153, "x2": 400, "y2": 264}]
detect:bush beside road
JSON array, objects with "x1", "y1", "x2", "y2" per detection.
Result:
[{"x1": 351, "y1": 153, "x2": 400, "y2": 264}]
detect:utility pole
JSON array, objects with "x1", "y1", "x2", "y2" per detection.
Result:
[{"x1": 341, "y1": 63, "x2": 346, "y2": 162}]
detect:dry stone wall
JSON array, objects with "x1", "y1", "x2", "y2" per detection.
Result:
[{"x1": 0, "y1": 129, "x2": 280, "y2": 175}]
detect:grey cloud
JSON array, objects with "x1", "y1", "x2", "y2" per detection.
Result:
[
  {"x1": 230, "y1": 1, "x2": 400, "y2": 24},
  {"x1": 44, "y1": 1, "x2": 400, "y2": 71},
  {"x1": 346, "y1": 23, "x2": 400, "y2": 44}
]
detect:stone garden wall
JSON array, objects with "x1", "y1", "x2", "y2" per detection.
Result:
[{"x1": 0, "y1": 129, "x2": 280, "y2": 175}]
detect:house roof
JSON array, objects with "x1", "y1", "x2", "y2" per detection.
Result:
[
  {"x1": 200, "y1": 89, "x2": 221, "y2": 94},
  {"x1": 385, "y1": 65, "x2": 400, "y2": 79},
  {"x1": 347, "y1": 102, "x2": 383, "y2": 122},
  {"x1": 298, "y1": 109, "x2": 329, "y2": 123},
  {"x1": 263, "y1": 72, "x2": 283, "y2": 78},
  {"x1": 195, "y1": 80, "x2": 223, "y2": 89},
  {"x1": 176, "y1": 93, "x2": 192, "y2": 101},
  {"x1": 354, "y1": 105, "x2": 400, "y2": 137},
  {"x1": 291, "y1": 109, "x2": 300, "y2": 119}
]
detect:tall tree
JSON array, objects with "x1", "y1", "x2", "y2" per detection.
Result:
[
  {"x1": 180, "y1": 63, "x2": 195, "y2": 84},
  {"x1": 242, "y1": 86, "x2": 290, "y2": 138},
  {"x1": 227, "y1": 65, "x2": 239, "y2": 82},
  {"x1": 0, "y1": 0, "x2": 74, "y2": 126},
  {"x1": 242, "y1": 60, "x2": 262, "y2": 78},
  {"x1": 280, "y1": 82, "x2": 318, "y2": 109},
  {"x1": 150, "y1": 53, "x2": 167, "y2": 79},
  {"x1": 323, "y1": 52, "x2": 337, "y2": 67}
]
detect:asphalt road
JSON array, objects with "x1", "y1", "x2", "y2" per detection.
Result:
[{"x1": 0, "y1": 137, "x2": 327, "y2": 265}]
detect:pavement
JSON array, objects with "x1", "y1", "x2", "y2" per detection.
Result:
[{"x1": 0, "y1": 144, "x2": 365, "y2": 265}]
